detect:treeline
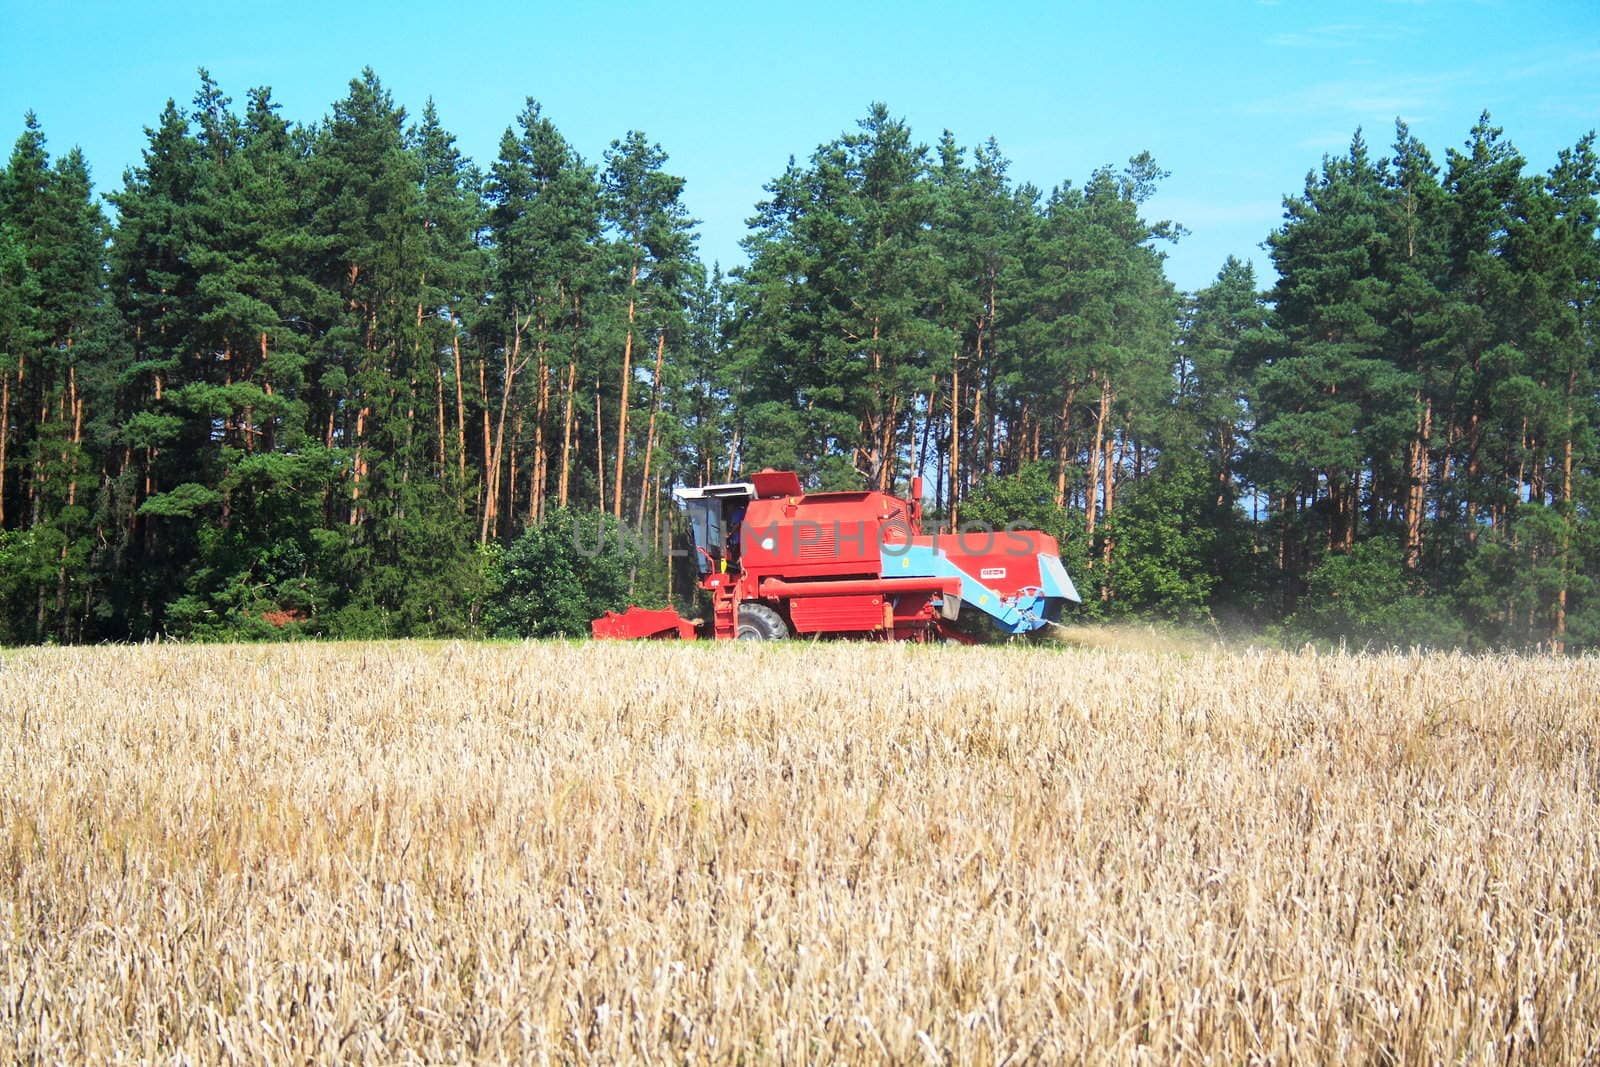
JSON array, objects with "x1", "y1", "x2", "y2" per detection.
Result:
[
  {"x1": 0, "y1": 70, "x2": 709, "y2": 641},
  {"x1": 1246, "y1": 122, "x2": 1597, "y2": 650},
  {"x1": 0, "y1": 70, "x2": 1595, "y2": 648}
]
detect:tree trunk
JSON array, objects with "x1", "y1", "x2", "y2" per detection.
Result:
[
  {"x1": 947, "y1": 356, "x2": 960, "y2": 532},
  {"x1": 535, "y1": 358, "x2": 550, "y2": 523},
  {"x1": 1335, "y1": 477, "x2": 1358, "y2": 550},
  {"x1": 983, "y1": 373, "x2": 999, "y2": 482},
  {"x1": 1441, "y1": 423, "x2": 1455, "y2": 488},
  {"x1": 1555, "y1": 435, "x2": 1572, "y2": 654},
  {"x1": 1403, "y1": 395, "x2": 1431, "y2": 569},
  {"x1": 652, "y1": 471, "x2": 661, "y2": 554},
  {"x1": 968, "y1": 368, "x2": 982, "y2": 498},
  {"x1": 452, "y1": 316, "x2": 467, "y2": 496},
  {"x1": 1012, "y1": 400, "x2": 1030, "y2": 474},
  {"x1": 916, "y1": 375, "x2": 938, "y2": 492},
  {"x1": 142, "y1": 373, "x2": 156, "y2": 514},
  {"x1": 898, "y1": 408, "x2": 916, "y2": 494},
  {"x1": 1555, "y1": 378, "x2": 1576, "y2": 654},
  {"x1": 1282, "y1": 494, "x2": 1301, "y2": 615},
  {"x1": 1086, "y1": 376, "x2": 1106, "y2": 537},
  {"x1": 636, "y1": 329, "x2": 667, "y2": 526},
  {"x1": 1105, "y1": 423, "x2": 1121, "y2": 517},
  {"x1": 479, "y1": 353, "x2": 491, "y2": 517},
  {"x1": 1326, "y1": 478, "x2": 1342, "y2": 552},
  {"x1": 1464, "y1": 411, "x2": 1482, "y2": 543},
  {"x1": 481, "y1": 320, "x2": 528, "y2": 544},
  {"x1": 865, "y1": 319, "x2": 887, "y2": 489},
  {"x1": 348, "y1": 405, "x2": 369, "y2": 525},
  {"x1": 530, "y1": 342, "x2": 549, "y2": 525},
  {"x1": 0, "y1": 369, "x2": 9, "y2": 527},
  {"x1": 558, "y1": 357, "x2": 577, "y2": 509},
  {"x1": 1513, "y1": 418, "x2": 1529, "y2": 506},
  {"x1": 1100, "y1": 418, "x2": 1118, "y2": 596},
  {"x1": 594, "y1": 383, "x2": 607, "y2": 512},
  {"x1": 979, "y1": 278, "x2": 998, "y2": 482},
  {"x1": 1215, "y1": 426, "x2": 1232, "y2": 507},
  {"x1": 435, "y1": 363, "x2": 447, "y2": 478},
  {"x1": 67, "y1": 364, "x2": 81, "y2": 509},
  {"x1": 613, "y1": 262, "x2": 639, "y2": 518},
  {"x1": 878, "y1": 393, "x2": 899, "y2": 492},
  {"x1": 250, "y1": 330, "x2": 269, "y2": 451},
  {"x1": 401, "y1": 390, "x2": 415, "y2": 499},
  {"x1": 1053, "y1": 385, "x2": 1076, "y2": 508},
  {"x1": 1528, "y1": 433, "x2": 1546, "y2": 507},
  {"x1": 507, "y1": 413, "x2": 520, "y2": 535}
]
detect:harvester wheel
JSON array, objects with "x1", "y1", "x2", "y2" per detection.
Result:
[{"x1": 736, "y1": 602, "x2": 789, "y2": 641}]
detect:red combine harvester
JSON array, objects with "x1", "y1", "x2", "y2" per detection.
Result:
[{"x1": 592, "y1": 469, "x2": 1080, "y2": 642}]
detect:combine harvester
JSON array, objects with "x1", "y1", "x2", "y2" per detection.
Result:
[{"x1": 592, "y1": 469, "x2": 1079, "y2": 642}]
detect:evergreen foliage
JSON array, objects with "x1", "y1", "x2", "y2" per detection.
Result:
[{"x1": 0, "y1": 77, "x2": 1594, "y2": 648}]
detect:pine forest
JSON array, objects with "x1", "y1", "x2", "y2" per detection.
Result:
[{"x1": 1, "y1": 69, "x2": 1596, "y2": 650}]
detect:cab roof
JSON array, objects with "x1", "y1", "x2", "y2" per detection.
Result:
[{"x1": 751, "y1": 469, "x2": 804, "y2": 498}]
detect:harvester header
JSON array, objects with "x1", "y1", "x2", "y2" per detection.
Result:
[{"x1": 591, "y1": 469, "x2": 1079, "y2": 642}]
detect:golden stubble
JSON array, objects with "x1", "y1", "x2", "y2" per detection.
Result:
[{"x1": 1, "y1": 641, "x2": 1596, "y2": 1064}]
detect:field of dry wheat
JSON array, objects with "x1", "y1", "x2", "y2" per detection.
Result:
[{"x1": 2, "y1": 639, "x2": 1597, "y2": 1064}]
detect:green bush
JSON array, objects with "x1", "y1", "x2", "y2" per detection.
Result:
[
  {"x1": 1287, "y1": 536, "x2": 1469, "y2": 649},
  {"x1": 1103, "y1": 458, "x2": 1227, "y2": 620},
  {"x1": 485, "y1": 509, "x2": 657, "y2": 638}
]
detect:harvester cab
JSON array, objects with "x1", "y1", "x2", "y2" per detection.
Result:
[
  {"x1": 675, "y1": 478, "x2": 760, "y2": 576},
  {"x1": 591, "y1": 468, "x2": 1080, "y2": 642}
]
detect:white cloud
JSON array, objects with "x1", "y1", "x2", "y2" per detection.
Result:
[
  {"x1": 1244, "y1": 69, "x2": 1463, "y2": 120},
  {"x1": 1534, "y1": 96, "x2": 1600, "y2": 122},
  {"x1": 1267, "y1": 22, "x2": 1417, "y2": 48},
  {"x1": 1500, "y1": 48, "x2": 1600, "y2": 81},
  {"x1": 1248, "y1": 44, "x2": 1600, "y2": 128}
]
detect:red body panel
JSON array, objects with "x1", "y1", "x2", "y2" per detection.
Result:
[
  {"x1": 591, "y1": 606, "x2": 698, "y2": 640},
  {"x1": 738, "y1": 491, "x2": 910, "y2": 584},
  {"x1": 788, "y1": 594, "x2": 886, "y2": 633},
  {"x1": 758, "y1": 576, "x2": 959, "y2": 598},
  {"x1": 913, "y1": 530, "x2": 1060, "y2": 598}
]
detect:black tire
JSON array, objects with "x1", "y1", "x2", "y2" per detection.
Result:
[{"x1": 736, "y1": 602, "x2": 789, "y2": 641}]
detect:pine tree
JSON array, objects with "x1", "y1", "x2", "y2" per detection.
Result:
[
  {"x1": 412, "y1": 99, "x2": 486, "y2": 506},
  {"x1": 1378, "y1": 121, "x2": 1450, "y2": 571},
  {"x1": 1493, "y1": 134, "x2": 1599, "y2": 649},
  {"x1": 926, "y1": 133, "x2": 1023, "y2": 521},
  {"x1": 0, "y1": 116, "x2": 108, "y2": 640},
  {"x1": 483, "y1": 100, "x2": 603, "y2": 537},
  {"x1": 1255, "y1": 132, "x2": 1404, "y2": 606},
  {"x1": 736, "y1": 104, "x2": 936, "y2": 491},
  {"x1": 102, "y1": 97, "x2": 203, "y2": 634},
  {"x1": 287, "y1": 70, "x2": 481, "y2": 634},
  {"x1": 600, "y1": 130, "x2": 695, "y2": 518},
  {"x1": 1438, "y1": 114, "x2": 1525, "y2": 541},
  {"x1": 1179, "y1": 256, "x2": 1265, "y2": 503}
]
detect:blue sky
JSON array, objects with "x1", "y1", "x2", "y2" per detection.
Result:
[{"x1": 3, "y1": 0, "x2": 1596, "y2": 292}]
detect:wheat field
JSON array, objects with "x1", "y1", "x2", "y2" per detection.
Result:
[{"x1": 1, "y1": 640, "x2": 1597, "y2": 1064}]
